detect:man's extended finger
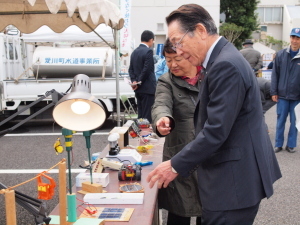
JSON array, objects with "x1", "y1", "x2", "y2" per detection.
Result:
[
  {"x1": 146, "y1": 170, "x2": 156, "y2": 182},
  {"x1": 157, "y1": 182, "x2": 163, "y2": 189},
  {"x1": 147, "y1": 172, "x2": 160, "y2": 188},
  {"x1": 149, "y1": 176, "x2": 160, "y2": 189},
  {"x1": 163, "y1": 180, "x2": 170, "y2": 188},
  {"x1": 157, "y1": 178, "x2": 167, "y2": 189}
]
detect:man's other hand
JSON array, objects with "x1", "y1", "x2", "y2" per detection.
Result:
[
  {"x1": 156, "y1": 117, "x2": 172, "y2": 136},
  {"x1": 147, "y1": 160, "x2": 178, "y2": 189},
  {"x1": 272, "y1": 95, "x2": 278, "y2": 102},
  {"x1": 131, "y1": 81, "x2": 138, "y2": 90}
]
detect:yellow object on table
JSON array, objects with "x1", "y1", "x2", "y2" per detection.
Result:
[{"x1": 136, "y1": 145, "x2": 154, "y2": 153}]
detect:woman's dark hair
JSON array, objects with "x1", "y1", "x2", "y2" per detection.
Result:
[
  {"x1": 166, "y1": 4, "x2": 217, "y2": 35},
  {"x1": 162, "y1": 38, "x2": 176, "y2": 57}
]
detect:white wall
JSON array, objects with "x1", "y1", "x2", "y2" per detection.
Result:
[
  {"x1": 265, "y1": 24, "x2": 283, "y2": 40},
  {"x1": 110, "y1": 0, "x2": 220, "y2": 51},
  {"x1": 282, "y1": 5, "x2": 291, "y2": 44},
  {"x1": 282, "y1": 5, "x2": 300, "y2": 45},
  {"x1": 130, "y1": 0, "x2": 220, "y2": 50},
  {"x1": 256, "y1": 0, "x2": 300, "y2": 45},
  {"x1": 258, "y1": 0, "x2": 299, "y2": 6}
]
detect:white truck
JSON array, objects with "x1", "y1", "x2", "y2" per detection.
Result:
[{"x1": 0, "y1": 26, "x2": 134, "y2": 120}]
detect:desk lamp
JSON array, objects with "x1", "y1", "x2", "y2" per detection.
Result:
[
  {"x1": 52, "y1": 74, "x2": 107, "y2": 223},
  {"x1": 53, "y1": 74, "x2": 106, "y2": 131}
]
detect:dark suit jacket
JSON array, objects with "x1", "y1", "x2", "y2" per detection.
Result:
[
  {"x1": 128, "y1": 44, "x2": 156, "y2": 95},
  {"x1": 171, "y1": 37, "x2": 281, "y2": 211}
]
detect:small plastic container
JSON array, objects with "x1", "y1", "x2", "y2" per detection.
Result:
[{"x1": 91, "y1": 152, "x2": 100, "y2": 161}]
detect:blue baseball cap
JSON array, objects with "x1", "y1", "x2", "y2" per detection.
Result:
[{"x1": 290, "y1": 28, "x2": 300, "y2": 37}]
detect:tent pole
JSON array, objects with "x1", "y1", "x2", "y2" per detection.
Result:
[{"x1": 114, "y1": 29, "x2": 121, "y2": 126}]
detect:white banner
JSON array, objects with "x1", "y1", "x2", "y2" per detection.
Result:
[{"x1": 120, "y1": 0, "x2": 131, "y2": 53}]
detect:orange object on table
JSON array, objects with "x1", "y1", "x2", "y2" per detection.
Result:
[{"x1": 37, "y1": 172, "x2": 56, "y2": 200}]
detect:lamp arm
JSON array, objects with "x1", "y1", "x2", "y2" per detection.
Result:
[
  {"x1": 0, "y1": 182, "x2": 51, "y2": 225},
  {"x1": 0, "y1": 89, "x2": 63, "y2": 137}
]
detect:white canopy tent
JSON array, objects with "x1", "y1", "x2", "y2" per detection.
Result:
[
  {"x1": 22, "y1": 24, "x2": 114, "y2": 44},
  {"x1": 0, "y1": 0, "x2": 124, "y2": 125},
  {"x1": 253, "y1": 42, "x2": 276, "y2": 55},
  {"x1": 253, "y1": 42, "x2": 276, "y2": 68},
  {"x1": 0, "y1": 0, "x2": 124, "y2": 33}
]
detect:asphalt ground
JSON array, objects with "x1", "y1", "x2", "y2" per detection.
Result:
[
  {"x1": 0, "y1": 119, "x2": 115, "y2": 225},
  {"x1": 161, "y1": 106, "x2": 300, "y2": 225},
  {"x1": 1, "y1": 106, "x2": 300, "y2": 225}
]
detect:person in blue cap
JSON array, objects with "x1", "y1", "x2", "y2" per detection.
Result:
[{"x1": 271, "y1": 28, "x2": 300, "y2": 153}]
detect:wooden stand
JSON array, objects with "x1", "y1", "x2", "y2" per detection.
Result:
[
  {"x1": 5, "y1": 190, "x2": 17, "y2": 225},
  {"x1": 1, "y1": 160, "x2": 77, "y2": 225},
  {"x1": 59, "y1": 161, "x2": 67, "y2": 225},
  {"x1": 77, "y1": 182, "x2": 103, "y2": 195}
]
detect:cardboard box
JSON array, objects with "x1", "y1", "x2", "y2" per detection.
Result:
[{"x1": 76, "y1": 172, "x2": 109, "y2": 187}]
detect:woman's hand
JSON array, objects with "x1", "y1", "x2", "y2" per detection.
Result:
[{"x1": 156, "y1": 117, "x2": 172, "y2": 135}]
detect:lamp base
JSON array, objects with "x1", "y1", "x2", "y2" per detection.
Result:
[{"x1": 67, "y1": 194, "x2": 77, "y2": 222}]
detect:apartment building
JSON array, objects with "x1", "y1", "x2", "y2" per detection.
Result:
[{"x1": 256, "y1": 0, "x2": 300, "y2": 43}]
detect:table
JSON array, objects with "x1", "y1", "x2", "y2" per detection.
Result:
[{"x1": 51, "y1": 132, "x2": 164, "y2": 225}]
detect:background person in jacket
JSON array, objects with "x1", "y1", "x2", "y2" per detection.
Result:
[
  {"x1": 271, "y1": 28, "x2": 300, "y2": 154},
  {"x1": 147, "y1": 4, "x2": 281, "y2": 225},
  {"x1": 257, "y1": 77, "x2": 276, "y2": 114},
  {"x1": 129, "y1": 30, "x2": 156, "y2": 122},
  {"x1": 152, "y1": 38, "x2": 202, "y2": 225},
  {"x1": 267, "y1": 53, "x2": 276, "y2": 70},
  {"x1": 240, "y1": 39, "x2": 263, "y2": 75},
  {"x1": 155, "y1": 56, "x2": 169, "y2": 80}
]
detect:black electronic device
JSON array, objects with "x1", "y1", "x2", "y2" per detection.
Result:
[{"x1": 109, "y1": 145, "x2": 120, "y2": 155}]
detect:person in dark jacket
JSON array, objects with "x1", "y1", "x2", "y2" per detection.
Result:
[
  {"x1": 152, "y1": 38, "x2": 202, "y2": 225},
  {"x1": 271, "y1": 28, "x2": 300, "y2": 153},
  {"x1": 129, "y1": 30, "x2": 156, "y2": 122},
  {"x1": 267, "y1": 53, "x2": 276, "y2": 69},
  {"x1": 148, "y1": 4, "x2": 281, "y2": 225}
]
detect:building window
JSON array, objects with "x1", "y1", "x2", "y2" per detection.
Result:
[
  {"x1": 260, "y1": 25, "x2": 267, "y2": 32},
  {"x1": 4, "y1": 43, "x2": 18, "y2": 60},
  {"x1": 157, "y1": 23, "x2": 164, "y2": 31},
  {"x1": 256, "y1": 7, "x2": 283, "y2": 23}
]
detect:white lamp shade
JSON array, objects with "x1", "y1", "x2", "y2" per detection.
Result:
[{"x1": 52, "y1": 74, "x2": 106, "y2": 131}]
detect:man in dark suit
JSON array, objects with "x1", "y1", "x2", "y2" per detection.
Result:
[
  {"x1": 147, "y1": 4, "x2": 281, "y2": 225},
  {"x1": 129, "y1": 30, "x2": 156, "y2": 122}
]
